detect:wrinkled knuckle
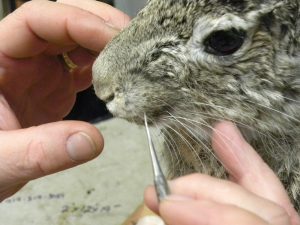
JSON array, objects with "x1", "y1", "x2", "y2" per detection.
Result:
[{"x1": 17, "y1": 139, "x2": 47, "y2": 180}]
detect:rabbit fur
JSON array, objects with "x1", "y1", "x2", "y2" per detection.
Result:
[{"x1": 93, "y1": 0, "x2": 300, "y2": 212}]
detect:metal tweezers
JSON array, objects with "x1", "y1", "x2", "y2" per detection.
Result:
[{"x1": 144, "y1": 114, "x2": 170, "y2": 202}]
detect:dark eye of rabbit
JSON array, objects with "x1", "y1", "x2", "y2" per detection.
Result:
[{"x1": 204, "y1": 28, "x2": 246, "y2": 56}]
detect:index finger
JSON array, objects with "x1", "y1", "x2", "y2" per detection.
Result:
[
  {"x1": 57, "y1": 0, "x2": 131, "y2": 30},
  {"x1": 0, "y1": 0, "x2": 128, "y2": 58}
]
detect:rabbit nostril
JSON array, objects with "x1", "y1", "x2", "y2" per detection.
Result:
[{"x1": 104, "y1": 93, "x2": 115, "y2": 103}]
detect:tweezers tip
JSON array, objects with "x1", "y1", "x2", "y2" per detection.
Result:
[{"x1": 144, "y1": 113, "x2": 148, "y2": 126}]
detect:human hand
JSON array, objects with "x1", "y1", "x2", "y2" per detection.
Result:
[
  {"x1": 145, "y1": 122, "x2": 300, "y2": 225},
  {"x1": 0, "y1": 0, "x2": 130, "y2": 201},
  {"x1": 0, "y1": 0, "x2": 130, "y2": 127}
]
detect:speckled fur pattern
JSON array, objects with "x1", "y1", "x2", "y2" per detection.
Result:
[{"x1": 93, "y1": 0, "x2": 300, "y2": 212}]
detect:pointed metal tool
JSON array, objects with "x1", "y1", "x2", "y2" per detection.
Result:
[{"x1": 144, "y1": 114, "x2": 170, "y2": 201}]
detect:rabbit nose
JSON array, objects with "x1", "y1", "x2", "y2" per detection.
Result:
[
  {"x1": 93, "y1": 83, "x2": 116, "y2": 104},
  {"x1": 102, "y1": 93, "x2": 115, "y2": 103}
]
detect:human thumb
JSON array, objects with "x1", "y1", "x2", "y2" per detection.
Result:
[{"x1": 0, "y1": 121, "x2": 103, "y2": 187}]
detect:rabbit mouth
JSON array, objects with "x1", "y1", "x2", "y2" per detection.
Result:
[{"x1": 105, "y1": 95, "x2": 176, "y2": 126}]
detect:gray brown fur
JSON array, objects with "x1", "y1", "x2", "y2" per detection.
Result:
[{"x1": 93, "y1": 0, "x2": 300, "y2": 212}]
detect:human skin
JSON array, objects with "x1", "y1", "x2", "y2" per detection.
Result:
[
  {"x1": 145, "y1": 122, "x2": 300, "y2": 225},
  {"x1": 0, "y1": 0, "x2": 130, "y2": 201}
]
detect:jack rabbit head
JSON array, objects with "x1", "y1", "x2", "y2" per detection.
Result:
[{"x1": 93, "y1": 0, "x2": 300, "y2": 133}]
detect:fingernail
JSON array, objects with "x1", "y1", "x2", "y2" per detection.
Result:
[{"x1": 67, "y1": 132, "x2": 98, "y2": 162}]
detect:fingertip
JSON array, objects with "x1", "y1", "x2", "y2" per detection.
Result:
[
  {"x1": 211, "y1": 121, "x2": 251, "y2": 179},
  {"x1": 212, "y1": 121, "x2": 244, "y2": 149},
  {"x1": 144, "y1": 185, "x2": 160, "y2": 214},
  {"x1": 213, "y1": 121, "x2": 238, "y2": 131}
]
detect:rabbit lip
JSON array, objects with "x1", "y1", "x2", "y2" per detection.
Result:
[{"x1": 106, "y1": 99, "x2": 151, "y2": 124}]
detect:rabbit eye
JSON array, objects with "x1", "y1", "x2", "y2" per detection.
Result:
[{"x1": 204, "y1": 29, "x2": 246, "y2": 56}]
